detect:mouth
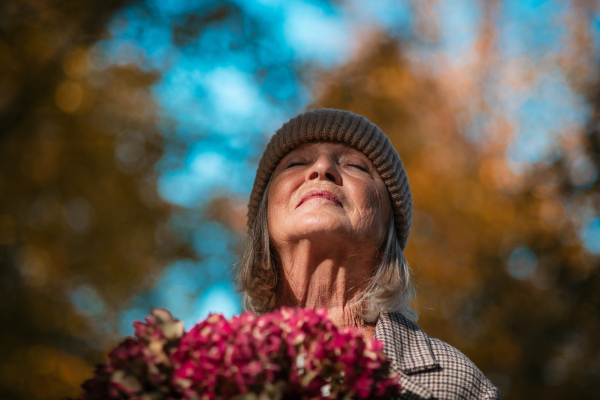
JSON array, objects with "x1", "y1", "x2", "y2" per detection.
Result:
[{"x1": 297, "y1": 190, "x2": 343, "y2": 208}]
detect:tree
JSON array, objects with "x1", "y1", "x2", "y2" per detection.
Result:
[
  {"x1": 313, "y1": 29, "x2": 599, "y2": 399},
  {"x1": 0, "y1": 1, "x2": 191, "y2": 398}
]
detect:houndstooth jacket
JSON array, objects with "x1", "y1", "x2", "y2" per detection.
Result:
[{"x1": 375, "y1": 312, "x2": 500, "y2": 400}]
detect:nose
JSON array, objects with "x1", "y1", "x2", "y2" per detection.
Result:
[{"x1": 306, "y1": 155, "x2": 341, "y2": 185}]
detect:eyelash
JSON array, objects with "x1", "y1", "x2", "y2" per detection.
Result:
[
  {"x1": 285, "y1": 161, "x2": 367, "y2": 172},
  {"x1": 348, "y1": 164, "x2": 368, "y2": 172},
  {"x1": 286, "y1": 161, "x2": 305, "y2": 168}
]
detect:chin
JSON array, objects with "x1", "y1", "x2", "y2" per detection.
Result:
[{"x1": 290, "y1": 213, "x2": 351, "y2": 239}]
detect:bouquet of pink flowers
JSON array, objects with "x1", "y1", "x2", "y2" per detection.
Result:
[{"x1": 70, "y1": 307, "x2": 401, "y2": 400}]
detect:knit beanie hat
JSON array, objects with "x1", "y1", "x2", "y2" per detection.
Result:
[{"x1": 248, "y1": 108, "x2": 413, "y2": 250}]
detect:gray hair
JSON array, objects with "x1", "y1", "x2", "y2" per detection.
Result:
[{"x1": 236, "y1": 179, "x2": 417, "y2": 323}]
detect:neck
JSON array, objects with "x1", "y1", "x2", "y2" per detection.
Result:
[{"x1": 274, "y1": 239, "x2": 379, "y2": 338}]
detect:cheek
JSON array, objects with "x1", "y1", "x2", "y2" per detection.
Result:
[
  {"x1": 267, "y1": 176, "x2": 295, "y2": 210},
  {"x1": 266, "y1": 186, "x2": 283, "y2": 230},
  {"x1": 266, "y1": 196, "x2": 284, "y2": 245},
  {"x1": 354, "y1": 183, "x2": 391, "y2": 236},
  {"x1": 355, "y1": 182, "x2": 387, "y2": 214},
  {"x1": 266, "y1": 176, "x2": 297, "y2": 233}
]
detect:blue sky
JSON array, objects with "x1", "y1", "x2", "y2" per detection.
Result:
[{"x1": 74, "y1": 0, "x2": 600, "y2": 333}]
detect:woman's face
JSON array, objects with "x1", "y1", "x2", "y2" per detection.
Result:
[{"x1": 267, "y1": 142, "x2": 392, "y2": 250}]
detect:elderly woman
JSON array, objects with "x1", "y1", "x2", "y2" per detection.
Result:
[{"x1": 237, "y1": 109, "x2": 499, "y2": 400}]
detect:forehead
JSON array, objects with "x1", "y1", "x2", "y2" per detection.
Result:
[{"x1": 283, "y1": 141, "x2": 366, "y2": 157}]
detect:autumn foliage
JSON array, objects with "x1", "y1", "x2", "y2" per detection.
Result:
[{"x1": 1, "y1": 1, "x2": 599, "y2": 400}]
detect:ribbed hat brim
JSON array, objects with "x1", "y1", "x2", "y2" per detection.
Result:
[{"x1": 248, "y1": 108, "x2": 412, "y2": 250}]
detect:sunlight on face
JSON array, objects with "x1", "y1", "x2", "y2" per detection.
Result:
[{"x1": 267, "y1": 142, "x2": 392, "y2": 251}]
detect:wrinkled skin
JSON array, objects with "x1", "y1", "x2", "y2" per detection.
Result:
[{"x1": 268, "y1": 142, "x2": 392, "y2": 337}]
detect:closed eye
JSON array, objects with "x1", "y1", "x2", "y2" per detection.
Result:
[
  {"x1": 286, "y1": 161, "x2": 305, "y2": 168},
  {"x1": 348, "y1": 164, "x2": 368, "y2": 172}
]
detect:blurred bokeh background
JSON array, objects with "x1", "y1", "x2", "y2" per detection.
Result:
[{"x1": 1, "y1": 0, "x2": 599, "y2": 399}]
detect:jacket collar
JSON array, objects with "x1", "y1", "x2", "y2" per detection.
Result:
[{"x1": 375, "y1": 312, "x2": 441, "y2": 399}]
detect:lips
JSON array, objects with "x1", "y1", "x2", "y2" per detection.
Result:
[{"x1": 297, "y1": 190, "x2": 343, "y2": 208}]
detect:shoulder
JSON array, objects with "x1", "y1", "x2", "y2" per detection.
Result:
[
  {"x1": 424, "y1": 336, "x2": 499, "y2": 400},
  {"x1": 375, "y1": 312, "x2": 499, "y2": 400}
]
